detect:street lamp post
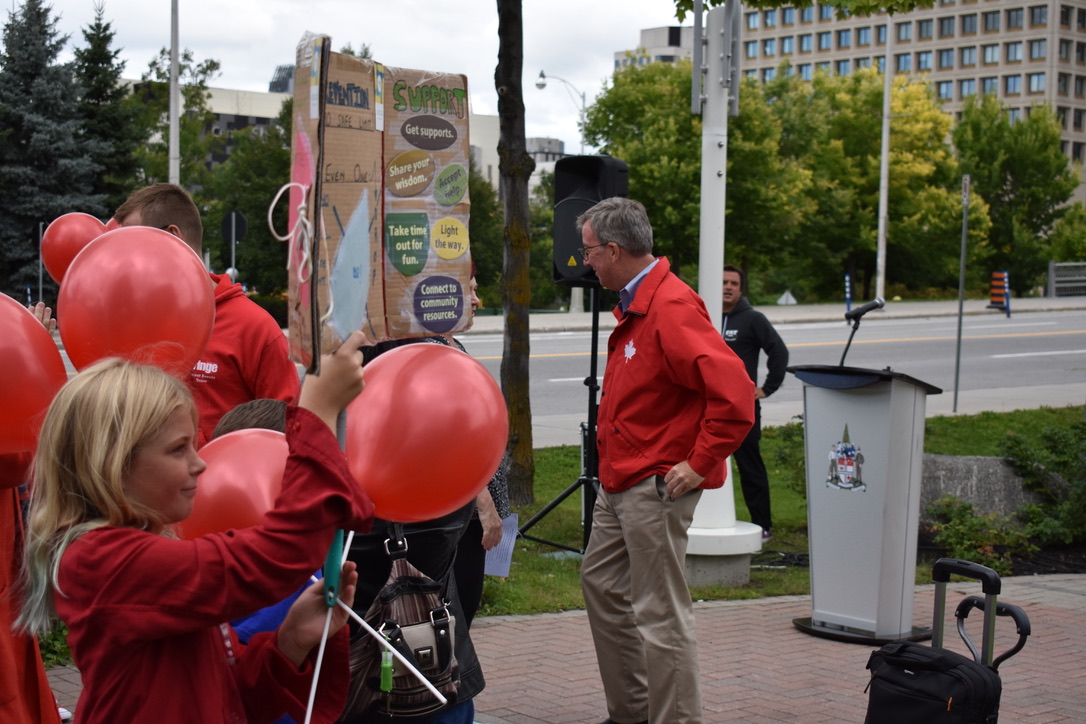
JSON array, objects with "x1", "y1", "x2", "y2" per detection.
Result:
[
  {"x1": 537, "y1": 70, "x2": 588, "y2": 313},
  {"x1": 536, "y1": 70, "x2": 586, "y2": 155}
]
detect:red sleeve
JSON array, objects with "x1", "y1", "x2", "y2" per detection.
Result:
[
  {"x1": 233, "y1": 627, "x2": 350, "y2": 724},
  {"x1": 57, "y1": 407, "x2": 374, "y2": 645},
  {"x1": 658, "y1": 297, "x2": 755, "y2": 477}
]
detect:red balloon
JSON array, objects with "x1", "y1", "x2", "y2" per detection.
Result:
[
  {"x1": 345, "y1": 343, "x2": 508, "y2": 523},
  {"x1": 176, "y1": 429, "x2": 287, "y2": 539},
  {"x1": 0, "y1": 295, "x2": 68, "y2": 454},
  {"x1": 41, "y1": 212, "x2": 107, "y2": 284},
  {"x1": 103, "y1": 216, "x2": 120, "y2": 232},
  {"x1": 58, "y1": 227, "x2": 215, "y2": 376}
]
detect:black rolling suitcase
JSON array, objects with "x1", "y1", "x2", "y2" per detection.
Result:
[{"x1": 863, "y1": 558, "x2": 1031, "y2": 724}]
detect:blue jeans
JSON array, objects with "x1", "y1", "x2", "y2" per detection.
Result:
[{"x1": 424, "y1": 699, "x2": 474, "y2": 724}]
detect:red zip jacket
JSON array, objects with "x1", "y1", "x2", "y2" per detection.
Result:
[
  {"x1": 55, "y1": 406, "x2": 374, "y2": 724},
  {"x1": 596, "y1": 258, "x2": 755, "y2": 493},
  {"x1": 189, "y1": 275, "x2": 301, "y2": 446}
]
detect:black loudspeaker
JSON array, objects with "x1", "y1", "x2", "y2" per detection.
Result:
[{"x1": 552, "y1": 155, "x2": 629, "y2": 287}]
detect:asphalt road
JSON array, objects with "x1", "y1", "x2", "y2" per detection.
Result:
[{"x1": 461, "y1": 307, "x2": 1086, "y2": 447}]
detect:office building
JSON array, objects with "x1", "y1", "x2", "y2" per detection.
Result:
[{"x1": 739, "y1": 1, "x2": 1086, "y2": 196}]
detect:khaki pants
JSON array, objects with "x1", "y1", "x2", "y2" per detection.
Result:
[{"x1": 581, "y1": 475, "x2": 703, "y2": 724}]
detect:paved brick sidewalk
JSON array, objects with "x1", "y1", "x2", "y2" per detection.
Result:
[{"x1": 49, "y1": 573, "x2": 1085, "y2": 722}]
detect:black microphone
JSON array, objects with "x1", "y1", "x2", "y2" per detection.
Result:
[{"x1": 844, "y1": 297, "x2": 885, "y2": 322}]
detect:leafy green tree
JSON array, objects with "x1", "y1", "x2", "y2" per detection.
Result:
[
  {"x1": 724, "y1": 74, "x2": 814, "y2": 293},
  {"x1": 954, "y1": 94, "x2": 1080, "y2": 293},
  {"x1": 468, "y1": 156, "x2": 504, "y2": 308},
  {"x1": 583, "y1": 60, "x2": 702, "y2": 274},
  {"x1": 130, "y1": 47, "x2": 223, "y2": 191},
  {"x1": 202, "y1": 99, "x2": 292, "y2": 294},
  {"x1": 0, "y1": 0, "x2": 106, "y2": 300},
  {"x1": 72, "y1": 2, "x2": 147, "y2": 213}
]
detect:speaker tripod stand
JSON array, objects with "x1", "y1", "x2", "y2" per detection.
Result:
[{"x1": 517, "y1": 286, "x2": 602, "y2": 554}]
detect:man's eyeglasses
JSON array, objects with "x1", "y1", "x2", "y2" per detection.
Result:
[{"x1": 577, "y1": 243, "x2": 607, "y2": 261}]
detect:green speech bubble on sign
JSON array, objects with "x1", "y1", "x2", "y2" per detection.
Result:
[{"x1": 385, "y1": 212, "x2": 429, "y2": 276}]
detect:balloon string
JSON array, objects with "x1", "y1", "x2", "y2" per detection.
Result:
[
  {"x1": 304, "y1": 532, "x2": 377, "y2": 723},
  {"x1": 268, "y1": 182, "x2": 313, "y2": 285}
]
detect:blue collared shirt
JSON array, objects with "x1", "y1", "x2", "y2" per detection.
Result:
[{"x1": 619, "y1": 258, "x2": 659, "y2": 313}]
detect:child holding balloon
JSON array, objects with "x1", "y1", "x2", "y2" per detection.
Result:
[{"x1": 15, "y1": 331, "x2": 375, "y2": 724}]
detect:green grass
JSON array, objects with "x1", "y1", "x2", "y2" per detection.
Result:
[{"x1": 479, "y1": 404, "x2": 1085, "y2": 617}]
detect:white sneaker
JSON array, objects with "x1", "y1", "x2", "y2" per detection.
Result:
[{"x1": 58, "y1": 706, "x2": 73, "y2": 722}]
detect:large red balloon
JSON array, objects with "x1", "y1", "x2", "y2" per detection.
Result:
[
  {"x1": 58, "y1": 227, "x2": 215, "y2": 376},
  {"x1": 176, "y1": 429, "x2": 287, "y2": 539},
  {"x1": 41, "y1": 212, "x2": 106, "y2": 284},
  {"x1": 0, "y1": 295, "x2": 68, "y2": 454},
  {"x1": 345, "y1": 343, "x2": 508, "y2": 523}
]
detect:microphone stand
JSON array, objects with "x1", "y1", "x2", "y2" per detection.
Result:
[{"x1": 839, "y1": 317, "x2": 863, "y2": 367}]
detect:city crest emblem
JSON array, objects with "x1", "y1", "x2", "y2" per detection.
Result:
[{"x1": 826, "y1": 425, "x2": 866, "y2": 492}]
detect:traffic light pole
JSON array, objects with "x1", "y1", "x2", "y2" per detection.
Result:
[{"x1": 517, "y1": 285, "x2": 601, "y2": 554}]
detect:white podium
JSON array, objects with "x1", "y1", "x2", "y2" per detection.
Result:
[{"x1": 789, "y1": 365, "x2": 941, "y2": 643}]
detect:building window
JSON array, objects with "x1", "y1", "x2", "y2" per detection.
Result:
[
  {"x1": 783, "y1": 7, "x2": 796, "y2": 25},
  {"x1": 983, "y1": 44, "x2": 1000, "y2": 63},
  {"x1": 961, "y1": 14, "x2": 977, "y2": 34},
  {"x1": 820, "y1": 4, "x2": 834, "y2": 21},
  {"x1": 1074, "y1": 108, "x2": 1083, "y2": 130},
  {"x1": 818, "y1": 61, "x2": 832, "y2": 73},
  {"x1": 1060, "y1": 40, "x2": 1072, "y2": 61},
  {"x1": 960, "y1": 78, "x2": 977, "y2": 97},
  {"x1": 982, "y1": 76, "x2": 999, "y2": 94},
  {"x1": 1061, "y1": 5, "x2": 1073, "y2": 26},
  {"x1": 858, "y1": 27, "x2": 871, "y2": 46},
  {"x1": 765, "y1": 9, "x2": 777, "y2": 27},
  {"x1": 782, "y1": 36, "x2": 795, "y2": 54},
  {"x1": 839, "y1": 29, "x2": 852, "y2": 48},
  {"x1": 801, "y1": 6, "x2": 814, "y2": 23},
  {"x1": 896, "y1": 53, "x2": 912, "y2": 71},
  {"x1": 897, "y1": 22, "x2": 912, "y2": 41},
  {"x1": 764, "y1": 38, "x2": 777, "y2": 56},
  {"x1": 745, "y1": 40, "x2": 758, "y2": 59},
  {"x1": 1073, "y1": 142, "x2": 1084, "y2": 162},
  {"x1": 939, "y1": 48, "x2": 955, "y2": 68},
  {"x1": 939, "y1": 16, "x2": 955, "y2": 37},
  {"x1": 1030, "y1": 5, "x2": 1047, "y2": 26},
  {"x1": 856, "y1": 57, "x2": 872, "y2": 69},
  {"x1": 783, "y1": 65, "x2": 795, "y2": 78},
  {"x1": 799, "y1": 63, "x2": 813, "y2": 80},
  {"x1": 937, "y1": 80, "x2": 954, "y2": 99},
  {"x1": 744, "y1": 69, "x2": 757, "y2": 79},
  {"x1": 1079, "y1": 9, "x2": 1086, "y2": 30},
  {"x1": 1005, "y1": 74, "x2": 1022, "y2": 93},
  {"x1": 837, "y1": 59, "x2": 851, "y2": 75},
  {"x1": 1007, "y1": 8, "x2": 1024, "y2": 29},
  {"x1": 1007, "y1": 107, "x2": 1021, "y2": 123},
  {"x1": 1028, "y1": 72, "x2": 1046, "y2": 92},
  {"x1": 1006, "y1": 42, "x2": 1023, "y2": 62},
  {"x1": 983, "y1": 11, "x2": 1000, "y2": 31},
  {"x1": 876, "y1": 56, "x2": 885, "y2": 72},
  {"x1": 1077, "y1": 75, "x2": 1086, "y2": 96},
  {"x1": 764, "y1": 67, "x2": 777, "y2": 82},
  {"x1": 918, "y1": 50, "x2": 933, "y2": 70},
  {"x1": 961, "y1": 46, "x2": 977, "y2": 66},
  {"x1": 746, "y1": 12, "x2": 760, "y2": 30},
  {"x1": 818, "y1": 31, "x2": 832, "y2": 50},
  {"x1": 800, "y1": 34, "x2": 813, "y2": 52},
  {"x1": 1059, "y1": 73, "x2": 1070, "y2": 93},
  {"x1": 1030, "y1": 39, "x2": 1047, "y2": 60},
  {"x1": 877, "y1": 25, "x2": 887, "y2": 43}
]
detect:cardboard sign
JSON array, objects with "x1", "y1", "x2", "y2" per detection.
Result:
[{"x1": 288, "y1": 35, "x2": 472, "y2": 370}]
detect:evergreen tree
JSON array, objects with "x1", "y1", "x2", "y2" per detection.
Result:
[
  {"x1": 73, "y1": 2, "x2": 147, "y2": 213},
  {"x1": 0, "y1": 0, "x2": 106, "y2": 300}
]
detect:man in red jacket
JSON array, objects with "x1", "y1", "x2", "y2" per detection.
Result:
[
  {"x1": 115, "y1": 184, "x2": 300, "y2": 444},
  {"x1": 579, "y1": 198, "x2": 754, "y2": 724}
]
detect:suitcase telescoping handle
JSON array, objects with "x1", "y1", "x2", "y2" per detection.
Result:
[
  {"x1": 955, "y1": 596, "x2": 1031, "y2": 671},
  {"x1": 931, "y1": 558, "x2": 1000, "y2": 666}
]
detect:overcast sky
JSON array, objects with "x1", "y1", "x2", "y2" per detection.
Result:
[{"x1": 46, "y1": 0, "x2": 689, "y2": 154}]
